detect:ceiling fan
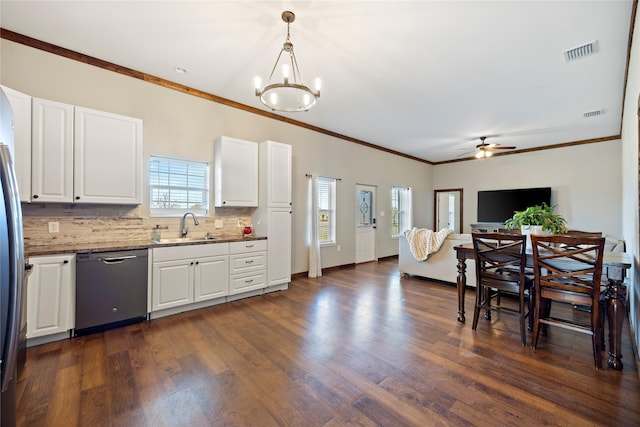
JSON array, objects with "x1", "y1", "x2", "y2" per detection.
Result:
[{"x1": 460, "y1": 136, "x2": 516, "y2": 159}]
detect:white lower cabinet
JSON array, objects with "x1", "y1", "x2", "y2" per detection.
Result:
[
  {"x1": 194, "y1": 256, "x2": 229, "y2": 302},
  {"x1": 151, "y1": 243, "x2": 229, "y2": 312},
  {"x1": 152, "y1": 259, "x2": 194, "y2": 311},
  {"x1": 229, "y1": 240, "x2": 267, "y2": 295},
  {"x1": 27, "y1": 254, "x2": 75, "y2": 339}
]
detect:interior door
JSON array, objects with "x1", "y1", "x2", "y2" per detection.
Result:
[{"x1": 355, "y1": 184, "x2": 376, "y2": 263}]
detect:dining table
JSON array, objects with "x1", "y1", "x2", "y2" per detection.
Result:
[{"x1": 453, "y1": 242, "x2": 632, "y2": 370}]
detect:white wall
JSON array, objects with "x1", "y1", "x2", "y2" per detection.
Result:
[
  {"x1": 433, "y1": 141, "x2": 623, "y2": 237},
  {"x1": 620, "y1": 9, "x2": 640, "y2": 363},
  {"x1": 0, "y1": 39, "x2": 432, "y2": 275}
]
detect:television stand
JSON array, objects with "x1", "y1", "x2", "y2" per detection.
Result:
[{"x1": 470, "y1": 222, "x2": 505, "y2": 232}]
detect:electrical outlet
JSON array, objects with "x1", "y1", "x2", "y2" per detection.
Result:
[
  {"x1": 237, "y1": 218, "x2": 244, "y2": 227},
  {"x1": 215, "y1": 219, "x2": 223, "y2": 229},
  {"x1": 48, "y1": 221, "x2": 59, "y2": 233}
]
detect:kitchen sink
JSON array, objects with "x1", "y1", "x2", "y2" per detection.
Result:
[{"x1": 151, "y1": 236, "x2": 219, "y2": 245}]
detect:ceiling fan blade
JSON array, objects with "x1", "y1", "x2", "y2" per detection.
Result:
[
  {"x1": 490, "y1": 146, "x2": 516, "y2": 150},
  {"x1": 457, "y1": 150, "x2": 476, "y2": 157}
]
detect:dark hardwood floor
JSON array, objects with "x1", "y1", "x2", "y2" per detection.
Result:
[{"x1": 16, "y1": 258, "x2": 640, "y2": 426}]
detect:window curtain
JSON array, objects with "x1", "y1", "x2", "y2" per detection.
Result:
[{"x1": 308, "y1": 174, "x2": 322, "y2": 278}]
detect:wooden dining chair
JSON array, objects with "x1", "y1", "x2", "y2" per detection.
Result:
[
  {"x1": 471, "y1": 232, "x2": 532, "y2": 346},
  {"x1": 530, "y1": 234, "x2": 606, "y2": 369}
]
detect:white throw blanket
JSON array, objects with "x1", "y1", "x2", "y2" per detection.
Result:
[{"x1": 404, "y1": 227, "x2": 451, "y2": 261}]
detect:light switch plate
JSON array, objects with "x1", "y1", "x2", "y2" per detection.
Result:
[
  {"x1": 214, "y1": 219, "x2": 223, "y2": 229},
  {"x1": 48, "y1": 221, "x2": 59, "y2": 233}
]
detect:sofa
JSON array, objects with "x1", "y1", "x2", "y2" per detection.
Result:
[
  {"x1": 399, "y1": 233, "x2": 476, "y2": 286},
  {"x1": 398, "y1": 232, "x2": 625, "y2": 287}
]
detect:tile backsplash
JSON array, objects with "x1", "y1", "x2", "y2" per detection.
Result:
[{"x1": 22, "y1": 203, "x2": 253, "y2": 250}]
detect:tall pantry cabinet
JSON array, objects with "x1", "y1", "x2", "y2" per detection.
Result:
[{"x1": 252, "y1": 140, "x2": 292, "y2": 291}]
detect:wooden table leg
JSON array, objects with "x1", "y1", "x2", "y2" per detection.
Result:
[
  {"x1": 605, "y1": 275, "x2": 627, "y2": 370},
  {"x1": 456, "y1": 255, "x2": 467, "y2": 323}
]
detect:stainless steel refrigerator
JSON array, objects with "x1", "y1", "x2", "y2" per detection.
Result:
[{"x1": 0, "y1": 88, "x2": 26, "y2": 426}]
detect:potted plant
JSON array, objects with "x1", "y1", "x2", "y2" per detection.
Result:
[
  {"x1": 504, "y1": 203, "x2": 567, "y2": 234},
  {"x1": 504, "y1": 203, "x2": 567, "y2": 249}
]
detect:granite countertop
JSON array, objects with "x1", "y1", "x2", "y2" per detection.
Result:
[{"x1": 25, "y1": 235, "x2": 267, "y2": 257}]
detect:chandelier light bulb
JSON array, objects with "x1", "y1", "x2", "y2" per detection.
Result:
[
  {"x1": 314, "y1": 78, "x2": 322, "y2": 91},
  {"x1": 282, "y1": 63, "x2": 290, "y2": 80},
  {"x1": 254, "y1": 76, "x2": 262, "y2": 90},
  {"x1": 302, "y1": 93, "x2": 310, "y2": 106},
  {"x1": 270, "y1": 92, "x2": 278, "y2": 105}
]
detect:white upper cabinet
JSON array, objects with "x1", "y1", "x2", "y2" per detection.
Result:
[
  {"x1": 1, "y1": 85, "x2": 32, "y2": 202},
  {"x1": 260, "y1": 140, "x2": 292, "y2": 208},
  {"x1": 30, "y1": 96, "x2": 142, "y2": 204},
  {"x1": 74, "y1": 107, "x2": 142, "y2": 204},
  {"x1": 214, "y1": 136, "x2": 258, "y2": 207},
  {"x1": 31, "y1": 97, "x2": 74, "y2": 203}
]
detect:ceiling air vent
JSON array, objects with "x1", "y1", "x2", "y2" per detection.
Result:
[
  {"x1": 564, "y1": 40, "x2": 598, "y2": 62},
  {"x1": 583, "y1": 110, "x2": 603, "y2": 118}
]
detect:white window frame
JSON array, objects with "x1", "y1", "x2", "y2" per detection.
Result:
[
  {"x1": 391, "y1": 186, "x2": 413, "y2": 237},
  {"x1": 317, "y1": 176, "x2": 337, "y2": 246},
  {"x1": 149, "y1": 155, "x2": 209, "y2": 217}
]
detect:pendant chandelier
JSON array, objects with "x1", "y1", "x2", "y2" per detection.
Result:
[{"x1": 254, "y1": 11, "x2": 321, "y2": 112}]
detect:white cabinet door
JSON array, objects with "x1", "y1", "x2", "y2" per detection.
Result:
[
  {"x1": 194, "y1": 255, "x2": 228, "y2": 302},
  {"x1": 214, "y1": 136, "x2": 258, "y2": 207},
  {"x1": 152, "y1": 259, "x2": 194, "y2": 311},
  {"x1": 27, "y1": 254, "x2": 75, "y2": 338},
  {"x1": 262, "y1": 140, "x2": 292, "y2": 208},
  {"x1": 74, "y1": 107, "x2": 142, "y2": 204},
  {"x1": 1, "y1": 85, "x2": 32, "y2": 202},
  {"x1": 267, "y1": 208, "x2": 292, "y2": 286},
  {"x1": 31, "y1": 98, "x2": 74, "y2": 202}
]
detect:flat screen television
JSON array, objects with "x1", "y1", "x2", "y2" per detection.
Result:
[{"x1": 477, "y1": 187, "x2": 551, "y2": 223}]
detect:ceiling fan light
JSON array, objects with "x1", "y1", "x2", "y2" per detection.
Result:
[
  {"x1": 485, "y1": 151, "x2": 493, "y2": 157},
  {"x1": 475, "y1": 151, "x2": 484, "y2": 159}
]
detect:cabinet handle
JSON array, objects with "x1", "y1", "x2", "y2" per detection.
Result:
[
  {"x1": 196, "y1": 261, "x2": 199, "y2": 265},
  {"x1": 223, "y1": 201, "x2": 226, "y2": 204},
  {"x1": 245, "y1": 260, "x2": 254, "y2": 264},
  {"x1": 63, "y1": 260, "x2": 69, "y2": 264},
  {"x1": 246, "y1": 244, "x2": 254, "y2": 248},
  {"x1": 112, "y1": 307, "x2": 118, "y2": 312},
  {"x1": 75, "y1": 196, "x2": 80, "y2": 200},
  {"x1": 190, "y1": 262, "x2": 194, "y2": 265},
  {"x1": 244, "y1": 279, "x2": 253, "y2": 284},
  {"x1": 33, "y1": 194, "x2": 38, "y2": 199}
]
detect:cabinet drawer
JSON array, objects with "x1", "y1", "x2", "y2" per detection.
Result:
[
  {"x1": 229, "y1": 252, "x2": 266, "y2": 274},
  {"x1": 230, "y1": 239, "x2": 267, "y2": 254},
  {"x1": 229, "y1": 271, "x2": 266, "y2": 295},
  {"x1": 153, "y1": 242, "x2": 229, "y2": 262}
]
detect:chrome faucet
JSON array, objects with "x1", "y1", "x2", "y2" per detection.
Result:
[{"x1": 181, "y1": 212, "x2": 199, "y2": 237}]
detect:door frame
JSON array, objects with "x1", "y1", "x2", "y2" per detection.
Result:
[{"x1": 434, "y1": 188, "x2": 463, "y2": 232}]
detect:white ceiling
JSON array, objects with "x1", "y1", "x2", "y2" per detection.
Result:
[{"x1": 0, "y1": 1, "x2": 634, "y2": 163}]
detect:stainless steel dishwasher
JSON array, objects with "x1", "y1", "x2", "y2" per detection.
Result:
[{"x1": 75, "y1": 249, "x2": 148, "y2": 335}]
